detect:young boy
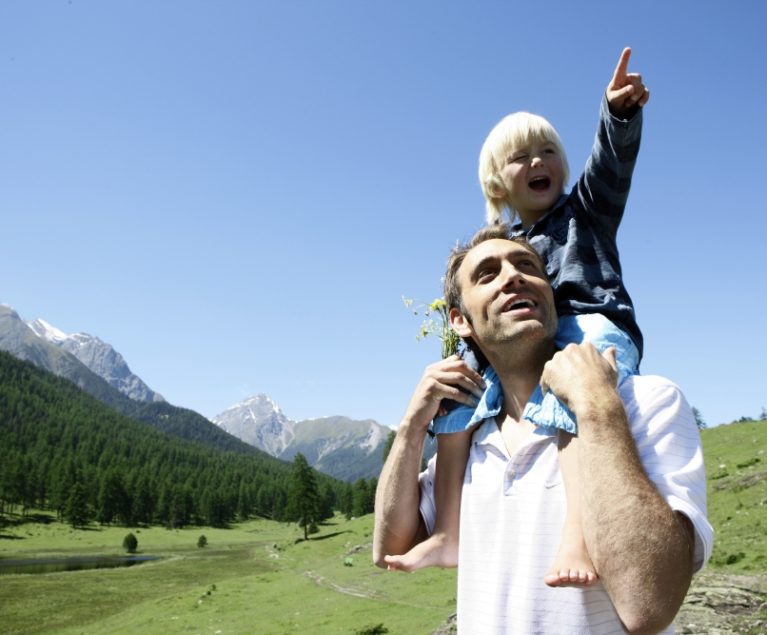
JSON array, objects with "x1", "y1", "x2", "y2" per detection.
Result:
[{"x1": 384, "y1": 48, "x2": 649, "y2": 586}]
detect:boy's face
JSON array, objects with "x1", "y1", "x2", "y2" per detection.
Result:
[{"x1": 498, "y1": 138, "x2": 564, "y2": 225}]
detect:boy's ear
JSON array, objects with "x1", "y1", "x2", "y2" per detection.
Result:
[
  {"x1": 486, "y1": 175, "x2": 506, "y2": 199},
  {"x1": 449, "y1": 307, "x2": 473, "y2": 338}
]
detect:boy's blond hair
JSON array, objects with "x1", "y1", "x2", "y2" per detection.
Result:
[{"x1": 478, "y1": 112, "x2": 570, "y2": 225}]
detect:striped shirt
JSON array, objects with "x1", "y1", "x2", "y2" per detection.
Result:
[
  {"x1": 513, "y1": 97, "x2": 644, "y2": 357},
  {"x1": 419, "y1": 375, "x2": 713, "y2": 634}
]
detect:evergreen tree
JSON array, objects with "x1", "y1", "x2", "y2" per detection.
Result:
[
  {"x1": 201, "y1": 487, "x2": 228, "y2": 528},
  {"x1": 65, "y1": 482, "x2": 92, "y2": 528},
  {"x1": 255, "y1": 484, "x2": 274, "y2": 518},
  {"x1": 692, "y1": 407, "x2": 707, "y2": 430},
  {"x1": 272, "y1": 487, "x2": 287, "y2": 522},
  {"x1": 236, "y1": 481, "x2": 252, "y2": 521},
  {"x1": 319, "y1": 482, "x2": 336, "y2": 521},
  {"x1": 341, "y1": 482, "x2": 354, "y2": 520},
  {"x1": 285, "y1": 453, "x2": 320, "y2": 540},
  {"x1": 97, "y1": 470, "x2": 131, "y2": 525},
  {"x1": 351, "y1": 478, "x2": 371, "y2": 517},
  {"x1": 131, "y1": 475, "x2": 155, "y2": 526}
]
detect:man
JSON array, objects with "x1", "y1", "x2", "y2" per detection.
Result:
[{"x1": 373, "y1": 225, "x2": 712, "y2": 634}]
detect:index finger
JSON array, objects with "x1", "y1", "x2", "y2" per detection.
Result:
[{"x1": 610, "y1": 47, "x2": 632, "y2": 86}]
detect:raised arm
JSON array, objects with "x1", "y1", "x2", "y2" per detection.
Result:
[
  {"x1": 541, "y1": 344, "x2": 695, "y2": 634},
  {"x1": 372, "y1": 355, "x2": 484, "y2": 568},
  {"x1": 572, "y1": 48, "x2": 646, "y2": 234}
]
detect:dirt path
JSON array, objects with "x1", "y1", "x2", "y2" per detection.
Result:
[{"x1": 303, "y1": 570, "x2": 379, "y2": 599}]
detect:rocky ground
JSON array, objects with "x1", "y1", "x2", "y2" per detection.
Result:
[
  {"x1": 675, "y1": 570, "x2": 767, "y2": 634},
  {"x1": 430, "y1": 570, "x2": 767, "y2": 634}
]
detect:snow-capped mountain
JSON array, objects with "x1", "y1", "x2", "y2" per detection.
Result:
[
  {"x1": 212, "y1": 394, "x2": 295, "y2": 456},
  {"x1": 26, "y1": 318, "x2": 164, "y2": 403},
  {"x1": 0, "y1": 303, "x2": 163, "y2": 404},
  {"x1": 0, "y1": 304, "x2": 106, "y2": 396},
  {"x1": 213, "y1": 396, "x2": 398, "y2": 481}
]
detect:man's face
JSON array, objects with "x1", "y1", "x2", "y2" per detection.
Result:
[
  {"x1": 450, "y1": 239, "x2": 557, "y2": 353},
  {"x1": 498, "y1": 138, "x2": 564, "y2": 222}
]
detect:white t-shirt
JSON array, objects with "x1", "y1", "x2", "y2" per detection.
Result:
[{"x1": 419, "y1": 375, "x2": 713, "y2": 634}]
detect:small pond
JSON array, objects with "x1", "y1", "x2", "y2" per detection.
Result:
[{"x1": 0, "y1": 555, "x2": 161, "y2": 575}]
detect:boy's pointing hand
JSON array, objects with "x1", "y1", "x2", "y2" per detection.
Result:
[{"x1": 606, "y1": 47, "x2": 650, "y2": 118}]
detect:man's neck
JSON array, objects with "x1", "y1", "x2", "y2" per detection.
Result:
[
  {"x1": 490, "y1": 347, "x2": 550, "y2": 457},
  {"x1": 487, "y1": 341, "x2": 554, "y2": 421}
]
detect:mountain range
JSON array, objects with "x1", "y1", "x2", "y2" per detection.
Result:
[
  {"x1": 0, "y1": 303, "x2": 271, "y2": 456},
  {"x1": 0, "y1": 303, "x2": 395, "y2": 481}
]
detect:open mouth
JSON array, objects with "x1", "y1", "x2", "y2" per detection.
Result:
[
  {"x1": 528, "y1": 176, "x2": 550, "y2": 191},
  {"x1": 502, "y1": 298, "x2": 537, "y2": 312}
]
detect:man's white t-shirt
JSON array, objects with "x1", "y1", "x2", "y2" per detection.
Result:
[{"x1": 419, "y1": 375, "x2": 713, "y2": 634}]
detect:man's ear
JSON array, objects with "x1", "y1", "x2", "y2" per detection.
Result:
[{"x1": 449, "y1": 307, "x2": 473, "y2": 338}]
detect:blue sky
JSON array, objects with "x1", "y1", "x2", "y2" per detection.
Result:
[{"x1": 2, "y1": 1, "x2": 765, "y2": 428}]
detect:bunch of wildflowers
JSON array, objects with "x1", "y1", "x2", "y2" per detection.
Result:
[{"x1": 402, "y1": 296, "x2": 460, "y2": 360}]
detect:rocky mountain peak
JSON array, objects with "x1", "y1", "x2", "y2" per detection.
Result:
[
  {"x1": 213, "y1": 395, "x2": 295, "y2": 456},
  {"x1": 0, "y1": 303, "x2": 163, "y2": 404}
]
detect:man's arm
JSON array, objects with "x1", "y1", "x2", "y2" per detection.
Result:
[
  {"x1": 542, "y1": 344, "x2": 695, "y2": 634},
  {"x1": 372, "y1": 355, "x2": 484, "y2": 568}
]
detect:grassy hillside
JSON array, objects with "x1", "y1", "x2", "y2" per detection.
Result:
[{"x1": 701, "y1": 419, "x2": 767, "y2": 571}]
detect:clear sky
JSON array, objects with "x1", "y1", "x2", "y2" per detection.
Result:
[{"x1": 3, "y1": 1, "x2": 765, "y2": 429}]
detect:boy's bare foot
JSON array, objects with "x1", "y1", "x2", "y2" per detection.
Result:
[
  {"x1": 383, "y1": 532, "x2": 457, "y2": 572},
  {"x1": 544, "y1": 541, "x2": 598, "y2": 588}
]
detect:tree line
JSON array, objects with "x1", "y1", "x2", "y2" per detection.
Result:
[{"x1": 0, "y1": 351, "x2": 376, "y2": 530}]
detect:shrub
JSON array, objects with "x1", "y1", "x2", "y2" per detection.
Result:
[
  {"x1": 122, "y1": 532, "x2": 138, "y2": 554},
  {"x1": 197, "y1": 534, "x2": 208, "y2": 548},
  {"x1": 726, "y1": 552, "x2": 746, "y2": 565}
]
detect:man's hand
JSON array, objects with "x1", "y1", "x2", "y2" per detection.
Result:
[
  {"x1": 539, "y1": 343, "x2": 618, "y2": 416},
  {"x1": 403, "y1": 355, "x2": 485, "y2": 431},
  {"x1": 606, "y1": 47, "x2": 649, "y2": 118}
]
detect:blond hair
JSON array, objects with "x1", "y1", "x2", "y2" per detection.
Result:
[{"x1": 478, "y1": 112, "x2": 570, "y2": 225}]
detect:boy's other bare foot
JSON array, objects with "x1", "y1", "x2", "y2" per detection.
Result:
[
  {"x1": 544, "y1": 542, "x2": 598, "y2": 588},
  {"x1": 383, "y1": 532, "x2": 457, "y2": 572}
]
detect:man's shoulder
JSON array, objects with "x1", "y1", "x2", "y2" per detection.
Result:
[
  {"x1": 619, "y1": 374, "x2": 696, "y2": 435},
  {"x1": 620, "y1": 374, "x2": 684, "y2": 401}
]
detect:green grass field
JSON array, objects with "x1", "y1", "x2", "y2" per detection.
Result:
[
  {"x1": 701, "y1": 420, "x2": 767, "y2": 572},
  {"x1": 0, "y1": 513, "x2": 456, "y2": 635}
]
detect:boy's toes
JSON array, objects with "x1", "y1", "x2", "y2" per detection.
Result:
[
  {"x1": 544, "y1": 567, "x2": 599, "y2": 588},
  {"x1": 544, "y1": 569, "x2": 566, "y2": 587}
]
